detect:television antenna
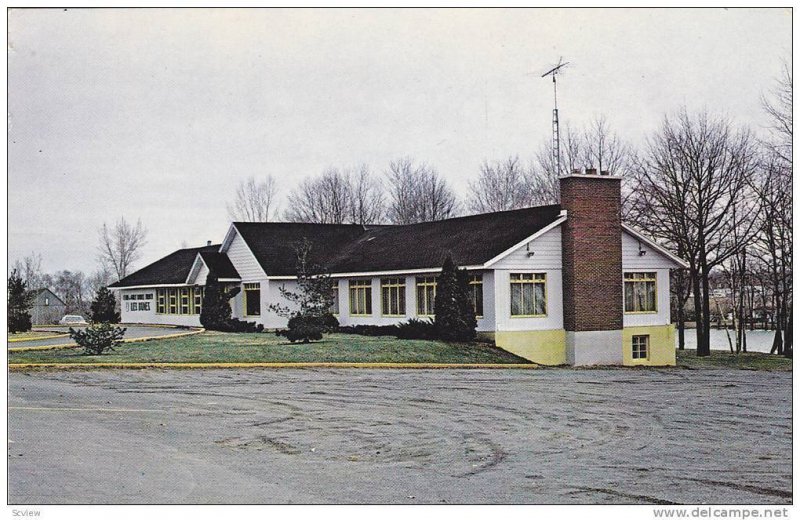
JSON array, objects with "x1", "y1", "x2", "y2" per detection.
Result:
[{"x1": 541, "y1": 57, "x2": 569, "y2": 175}]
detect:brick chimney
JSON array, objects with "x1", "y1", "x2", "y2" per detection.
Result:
[{"x1": 559, "y1": 173, "x2": 623, "y2": 365}]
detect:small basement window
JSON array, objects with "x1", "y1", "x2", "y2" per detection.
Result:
[{"x1": 632, "y1": 335, "x2": 649, "y2": 360}]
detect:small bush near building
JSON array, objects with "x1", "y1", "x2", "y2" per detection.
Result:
[
  {"x1": 270, "y1": 239, "x2": 338, "y2": 343},
  {"x1": 69, "y1": 323, "x2": 127, "y2": 355},
  {"x1": 201, "y1": 273, "x2": 262, "y2": 333},
  {"x1": 337, "y1": 324, "x2": 398, "y2": 336},
  {"x1": 90, "y1": 286, "x2": 121, "y2": 323},
  {"x1": 277, "y1": 315, "x2": 338, "y2": 343},
  {"x1": 395, "y1": 318, "x2": 438, "y2": 340},
  {"x1": 8, "y1": 269, "x2": 33, "y2": 334}
]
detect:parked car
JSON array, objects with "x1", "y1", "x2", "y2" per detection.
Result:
[{"x1": 59, "y1": 315, "x2": 88, "y2": 326}]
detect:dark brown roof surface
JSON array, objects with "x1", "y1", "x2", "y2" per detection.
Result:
[
  {"x1": 111, "y1": 205, "x2": 563, "y2": 286},
  {"x1": 199, "y1": 251, "x2": 240, "y2": 280},
  {"x1": 109, "y1": 244, "x2": 220, "y2": 288}
]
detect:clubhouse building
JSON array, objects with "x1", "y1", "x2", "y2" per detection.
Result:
[{"x1": 110, "y1": 173, "x2": 687, "y2": 366}]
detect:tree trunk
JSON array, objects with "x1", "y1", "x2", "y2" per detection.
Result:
[
  {"x1": 692, "y1": 268, "x2": 707, "y2": 357},
  {"x1": 784, "y1": 305, "x2": 792, "y2": 358},
  {"x1": 698, "y1": 259, "x2": 712, "y2": 357}
]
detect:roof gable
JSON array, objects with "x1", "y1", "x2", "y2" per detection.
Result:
[{"x1": 109, "y1": 244, "x2": 221, "y2": 288}]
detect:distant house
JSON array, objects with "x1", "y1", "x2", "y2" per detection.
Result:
[
  {"x1": 29, "y1": 288, "x2": 66, "y2": 325},
  {"x1": 110, "y1": 174, "x2": 687, "y2": 366}
]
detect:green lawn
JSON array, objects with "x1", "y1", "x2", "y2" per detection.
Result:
[
  {"x1": 7, "y1": 331, "x2": 530, "y2": 365},
  {"x1": 677, "y1": 348, "x2": 793, "y2": 371}
]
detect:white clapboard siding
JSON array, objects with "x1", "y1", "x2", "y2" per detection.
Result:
[
  {"x1": 194, "y1": 262, "x2": 209, "y2": 286},
  {"x1": 621, "y1": 230, "x2": 679, "y2": 270},
  {"x1": 491, "y1": 225, "x2": 562, "y2": 270},
  {"x1": 225, "y1": 229, "x2": 266, "y2": 280}
]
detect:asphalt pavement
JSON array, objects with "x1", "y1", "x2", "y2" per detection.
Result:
[{"x1": 7, "y1": 368, "x2": 792, "y2": 504}]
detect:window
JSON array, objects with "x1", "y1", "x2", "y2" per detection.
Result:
[
  {"x1": 180, "y1": 288, "x2": 190, "y2": 314},
  {"x1": 632, "y1": 335, "x2": 649, "y2": 359},
  {"x1": 469, "y1": 274, "x2": 483, "y2": 318},
  {"x1": 381, "y1": 278, "x2": 406, "y2": 316},
  {"x1": 510, "y1": 273, "x2": 547, "y2": 316},
  {"x1": 44, "y1": 297, "x2": 50, "y2": 306},
  {"x1": 330, "y1": 284, "x2": 340, "y2": 315},
  {"x1": 244, "y1": 283, "x2": 261, "y2": 316},
  {"x1": 193, "y1": 287, "x2": 203, "y2": 315},
  {"x1": 349, "y1": 280, "x2": 372, "y2": 316},
  {"x1": 156, "y1": 287, "x2": 202, "y2": 315},
  {"x1": 168, "y1": 288, "x2": 178, "y2": 314},
  {"x1": 624, "y1": 272, "x2": 657, "y2": 313},
  {"x1": 416, "y1": 276, "x2": 437, "y2": 316},
  {"x1": 157, "y1": 290, "x2": 166, "y2": 314}
]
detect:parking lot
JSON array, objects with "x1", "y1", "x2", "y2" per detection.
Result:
[{"x1": 8, "y1": 368, "x2": 792, "y2": 504}]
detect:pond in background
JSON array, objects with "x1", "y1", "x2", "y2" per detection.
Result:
[{"x1": 676, "y1": 328, "x2": 781, "y2": 353}]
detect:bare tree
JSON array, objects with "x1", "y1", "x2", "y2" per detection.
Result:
[
  {"x1": 284, "y1": 166, "x2": 384, "y2": 225},
  {"x1": 751, "y1": 153, "x2": 792, "y2": 356},
  {"x1": 347, "y1": 165, "x2": 386, "y2": 225},
  {"x1": 53, "y1": 270, "x2": 88, "y2": 315},
  {"x1": 531, "y1": 116, "x2": 631, "y2": 206},
  {"x1": 227, "y1": 175, "x2": 280, "y2": 222},
  {"x1": 98, "y1": 217, "x2": 148, "y2": 282},
  {"x1": 386, "y1": 158, "x2": 459, "y2": 224},
  {"x1": 86, "y1": 264, "x2": 115, "y2": 297},
  {"x1": 628, "y1": 108, "x2": 761, "y2": 357},
  {"x1": 467, "y1": 156, "x2": 536, "y2": 213},
  {"x1": 762, "y1": 59, "x2": 792, "y2": 165},
  {"x1": 12, "y1": 252, "x2": 46, "y2": 290}
]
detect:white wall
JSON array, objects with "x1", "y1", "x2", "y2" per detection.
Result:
[
  {"x1": 119, "y1": 289, "x2": 201, "y2": 327},
  {"x1": 622, "y1": 230, "x2": 679, "y2": 269},
  {"x1": 194, "y1": 262, "x2": 209, "y2": 286},
  {"x1": 492, "y1": 226, "x2": 562, "y2": 270},
  {"x1": 257, "y1": 272, "x2": 495, "y2": 331},
  {"x1": 225, "y1": 229, "x2": 266, "y2": 281}
]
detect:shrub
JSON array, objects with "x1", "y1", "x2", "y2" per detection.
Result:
[
  {"x1": 337, "y1": 324, "x2": 398, "y2": 337},
  {"x1": 200, "y1": 274, "x2": 240, "y2": 331},
  {"x1": 395, "y1": 318, "x2": 437, "y2": 340},
  {"x1": 276, "y1": 315, "x2": 327, "y2": 343},
  {"x1": 217, "y1": 318, "x2": 264, "y2": 333},
  {"x1": 8, "y1": 270, "x2": 33, "y2": 334},
  {"x1": 90, "y1": 286, "x2": 120, "y2": 323},
  {"x1": 434, "y1": 256, "x2": 477, "y2": 342},
  {"x1": 69, "y1": 323, "x2": 127, "y2": 355}
]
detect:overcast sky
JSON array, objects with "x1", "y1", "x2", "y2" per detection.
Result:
[{"x1": 8, "y1": 7, "x2": 791, "y2": 275}]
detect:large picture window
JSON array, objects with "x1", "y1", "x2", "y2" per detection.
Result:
[
  {"x1": 624, "y1": 272, "x2": 657, "y2": 313},
  {"x1": 244, "y1": 283, "x2": 261, "y2": 316},
  {"x1": 349, "y1": 280, "x2": 372, "y2": 316},
  {"x1": 416, "y1": 276, "x2": 437, "y2": 316},
  {"x1": 156, "y1": 287, "x2": 203, "y2": 315},
  {"x1": 469, "y1": 274, "x2": 484, "y2": 318},
  {"x1": 381, "y1": 277, "x2": 406, "y2": 316},
  {"x1": 510, "y1": 273, "x2": 546, "y2": 317}
]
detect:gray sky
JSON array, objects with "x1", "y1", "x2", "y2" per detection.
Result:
[{"x1": 8, "y1": 7, "x2": 791, "y2": 275}]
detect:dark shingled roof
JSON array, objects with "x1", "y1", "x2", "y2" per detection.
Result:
[
  {"x1": 111, "y1": 205, "x2": 564, "y2": 286},
  {"x1": 109, "y1": 244, "x2": 220, "y2": 288},
  {"x1": 237, "y1": 204, "x2": 562, "y2": 276},
  {"x1": 233, "y1": 222, "x2": 368, "y2": 276},
  {"x1": 324, "y1": 205, "x2": 562, "y2": 274},
  {"x1": 199, "y1": 251, "x2": 240, "y2": 280}
]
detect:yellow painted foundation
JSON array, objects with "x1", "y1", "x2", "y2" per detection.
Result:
[
  {"x1": 494, "y1": 329, "x2": 567, "y2": 365},
  {"x1": 622, "y1": 325, "x2": 676, "y2": 366}
]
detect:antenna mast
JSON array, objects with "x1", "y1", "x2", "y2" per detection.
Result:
[{"x1": 541, "y1": 58, "x2": 569, "y2": 175}]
